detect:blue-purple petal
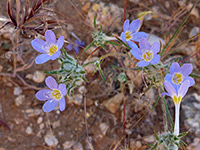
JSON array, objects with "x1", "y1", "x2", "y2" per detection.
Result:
[
  {"x1": 165, "y1": 74, "x2": 173, "y2": 83},
  {"x1": 31, "y1": 39, "x2": 46, "y2": 53},
  {"x1": 45, "y1": 30, "x2": 56, "y2": 44},
  {"x1": 45, "y1": 76, "x2": 58, "y2": 89},
  {"x1": 58, "y1": 84, "x2": 67, "y2": 96},
  {"x1": 139, "y1": 38, "x2": 150, "y2": 50},
  {"x1": 129, "y1": 19, "x2": 140, "y2": 33},
  {"x1": 150, "y1": 42, "x2": 160, "y2": 54},
  {"x1": 184, "y1": 76, "x2": 195, "y2": 86},
  {"x1": 66, "y1": 44, "x2": 73, "y2": 51},
  {"x1": 42, "y1": 99, "x2": 58, "y2": 112},
  {"x1": 57, "y1": 36, "x2": 64, "y2": 50},
  {"x1": 127, "y1": 41, "x2": 138, "y2": 48},
  {"x1": 131, "y1": 48, "x2": 142, "y2": 60},
  {"x1": 59, "y1": 97, "x2": 65, "y2": 111},
  {"x1": 164, "y1": 81, "x2": 176, "y2": 98},
  {"x1": 35, "y1": 54, "x2": 51, "y2": 64},
  {"x1": 170, "y1": 62, "x2": 180, "y2": 74},
  {"x1": 137, "y1": 60, "x2": 150, "y2": 67},
  {"x1": 74, "y1": 45, "x2": 80, "y2": 53},
  {"x1": 121, "y1": 32, "x2": 126, "y2": 42},
  {"x1": 180, "y1": 63, "x2": 193, "y2": 76},
  {"x1": 36, "y1": 89, "x2": 51, "y2": 101},
  {"x1": 132, "y1": 32, "x2": 148, "y2": 42},
  {"x1": 178, "y1": 80, "x2": 190, "y2": 98},
  {"x1": 51, "y1": 51, "x2": 61, "y2": 60},
  {"x1": 123, "y1": 20, "x2": 129, "y2": 32},
  {"x1": 161, "y1": 92, "x2": 170, "y2": 97},
  {"x1": 150, "y1": 54, "x2": 160, "y2": 65}
]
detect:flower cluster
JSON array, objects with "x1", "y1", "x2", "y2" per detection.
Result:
[
  {"x1": 162, "y1": 62, "x2": 195, "y2": 136},
  {"x1": 121, "y1": 19, "x2": 160, "y2": 67}
]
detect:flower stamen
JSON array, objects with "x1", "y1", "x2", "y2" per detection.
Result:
[
  {"x1": 51, "y1": 89, "x2": 62, "y2": 100},
  {"x1": 125, "y1": 31, "x2": 131, "y2": 41},
  {"x1": 172, "y1": 73, "x2": 183, "y2": 85},
  {"x1": 48, "y1": 45, "x2": 58, "y2": 56},
  {"x1": 143, "y1": 51, "x2": 153, "y2": 62}
]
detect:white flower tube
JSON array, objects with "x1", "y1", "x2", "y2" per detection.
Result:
[{"x1": 174, "y1": 103, "x2": 180, "y2": 136}]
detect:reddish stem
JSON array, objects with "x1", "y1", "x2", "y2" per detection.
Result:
[{"x1": 122, "y1": 0, "x2": 127, "y2": 31}]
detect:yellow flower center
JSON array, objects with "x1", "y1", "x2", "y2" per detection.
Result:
[
  {"x1": 172, "y1": 73, "x2": 183, "y2": 84},
  {"x1": 48, "y1": 45, "x2": 58, "y2": 56},
  {"x1": 143, "y1": 51, "x2": 153, "y2": 62},
  {"x1": 173, "y1": 96, "x2": 182, "y2": 104},
  {"x1": 51, "y1": 89, "x2": 62, "y2": 100},
  {"x1": 125, "y1": 31, "x2": 132, "y2": 41}
]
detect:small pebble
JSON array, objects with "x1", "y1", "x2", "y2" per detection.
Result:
[
  {"x1": 33, "y1": 71, "x2": 45, "y2": 83},
  {"x1": 44, "y1": 133, "x2": 58, "y2": 146},
  {"x1": 13, "y1": 87, "x2": 22, "y2": 95},
  {"x1": 189, "y1": 27, "x2": 199, "y2": 38},
  {"x1": 26, "y1": 126, "x2": 33, "y2": 135},
  {"x1": 37, "y1": 117, "x2": 43, "y2": 124},
  {"x1": 40, "y1": 123, "x2": 44, "y2": 129},
  {"x1": 100, "y1": 123, "x2": 109, "y2": 135},
  {"x1": 78, "y1": 86, "x2": 87, "y2": 94},
  {"x1": 15, "y1": 95, "x2": 25, "y2": 107}
]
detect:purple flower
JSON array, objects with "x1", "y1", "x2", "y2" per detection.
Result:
[
  {"x1": 35, "y1": 76, "x2": 67, "y2": 112},
  {"x1": 162, "y1": 80, "x2": 190, "y2": 105},
  {"x1": 162, "y1": 80, "x2": 190, "y2": 136},
  {"x1": 121, "y1": 19, "x2": 148, "y2": 48},
  {"x1": 131, "y1": 38, "x2": 160, "y2": 67},
  {"x1": 31, "y1": 30, "x2": 64, "y2": 64},
  {"x1": 165, "y1": 62, "x2": 195, "y2": 92},
  {"x1": 66, "y1": 40, "x2": 85, "y2": 54}
]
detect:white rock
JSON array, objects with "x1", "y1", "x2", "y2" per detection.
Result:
[
  {"x1": 15, "y1": 95, "x2": 25, "y2": 106},
  {"x1": 26, "y1": 126, "x2": 33, "y2": 135},
  {"x1": 33, "y1": 71, "x2": 45, "y2": 83},
  {"x1": 100, "y1": 123, "x2": 109, "y2": 135},
  {"x1": 44, "y1": 133, "x2": 58, "y2": 146},
  {"x1": 189, "y1": 27, "x2": 199, "y2": 38},
  {"x1": 26, "y1": 74, "x2": 33, "y2": 80},
  {"x1": 147, "y1": 34, "x2": 165, "y2": 45},
  {"x1": 13, "y1": 87, "x2": 22, "y2": 95},
  {"x1": 25, "y1": 109, "x2": 43, "y2": 117},
  {"x1": 78, "y1": 86, "x2": 87, "y2": 94},
  {"x1": 40, "y1": 123, "x2": 45, "y2": 129},
  {"x1": 63, "y1": 140, "x2": 75, "y2": 149},
  {"x1": 37, "y1": 117, "x2": 43, "y2": 124}
]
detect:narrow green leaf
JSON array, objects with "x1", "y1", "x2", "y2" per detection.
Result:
[
  {"x1": 163, "y1": 97, "x2": 174, "y2": 130},
  {"x1": 98, "y1": 67, "x2": 106, "y2": 82},
  {"x1": 154, "y1": 131, "x2": 159, "y2": 141},
  {"x1": 190, "y1": 73, "x2": 200, "y2": 78},
  {"x1": 152, "y1": 96, "x2": 160, "y2": 111},
  {"x1": 94, "y1": 15, "x2": 97, "y2": 29},
  {"x1": 44, "y1": 70, "x2": 63, "y2": 74},
  {"x1": 83, "y1": 41, "x2": 95, "y2": 53},
  {"x1": 106, "y1": 41, "x2": 122, "y2": 47}
]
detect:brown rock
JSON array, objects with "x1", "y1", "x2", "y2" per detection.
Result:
[{"x1": 103, "y1": 93, "x2": 124, "y2": 113}]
